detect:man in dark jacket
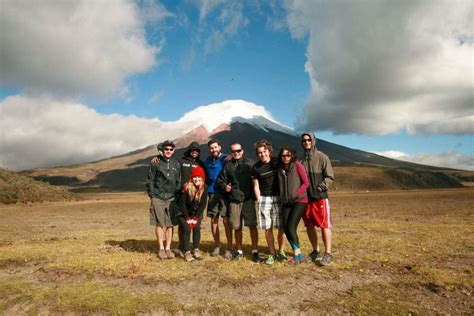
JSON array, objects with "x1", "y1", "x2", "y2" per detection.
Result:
[
  {"x1": 300, "y1": 132, "x2": 335, "y2": 266},
  {"x1": 179, "y1": 141, "x2": 205, "y2": 181},
  {"x1": 217, "y1": 143, "x2": 261, "y2": 262},
  {"x1": 146, "y1": 140, "x2": 181, "y2": 260}
]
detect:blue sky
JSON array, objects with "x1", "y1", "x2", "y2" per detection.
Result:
[{"x1": 0, "y1": 0, "x2": 472, "y2": 170}]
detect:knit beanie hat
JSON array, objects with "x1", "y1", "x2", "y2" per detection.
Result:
[{"x1": 190, "y1": 166, "x2": 205, "y2": 180}]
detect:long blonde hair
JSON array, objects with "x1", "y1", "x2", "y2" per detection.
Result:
[{"x1": 183, "y1": 180, "x2": 205, "y2": 202}]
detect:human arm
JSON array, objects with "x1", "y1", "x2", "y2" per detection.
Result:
[
  {"x1": 217, "y1": 164, "x2": 230, "y2": 192},
  {"x1": 295, "y1": 161, "x2": 310, "y2": 197},
  {"x1": 150, "y1": 149, "x2": 163, "y2": 164},
  {"x1": 252, "y1": 178, "x2": 261, "y2": 201},
  {"x1": 173, "y1": 160, "x2": 182, "y2": 197},
  {"x1": 178, "y1": 191, "x2": 189, "y2": 218},
  {"x1": 145, "y1": 164, "x2": 155, "y2": 198},
  {"x1": 319, "y1": 155, "x2": 335, "y2": 191}
]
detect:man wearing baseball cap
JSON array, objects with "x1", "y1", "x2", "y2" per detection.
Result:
[{"x1": 146, "y1": 140, "x2": 182, "y2": 259}]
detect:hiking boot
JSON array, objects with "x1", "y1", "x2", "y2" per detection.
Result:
[
  {"x1": 173, "y1": 248, "x2": 185, "y2": 258},
  {"x1": 223, "y1": 249, "x2": 234, "y2": 260},
  {"x1": 158, "y1": 249, "x2": 167, "y2": 260},
  {"x1": 317, "y1": 253, "x2": 333, "y2": 266},
  {"x1": 165, "y1": 249, "x2": 175, "y2": 259},
  {"x1": 252, "y1": 251, "x2": 263, "y2": 263},
  {"x1": 233, "y1": 251, "x2": 244, "y2": 261},
  {"x1": 265, "y1": 254, "x2": 275, "y2": 265},
  {"x1": 184, "y1": 251, "x2": 195, "y2": 262},
  {"x1": 211, "y1": 246, "x2": 221, "y2": 257},
  {"x1": 288, "y1": 254, "x2": 305, "y2": 265},
  {"x1": 276, "y1": 251, "x2": 288, "y2": 262},
  {"x1": 193, "y1": 249, "x2": 203, "y2": 260}
]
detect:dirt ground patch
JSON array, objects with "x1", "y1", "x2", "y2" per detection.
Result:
[{"x1": 0, "y1": 189, "x2": 473, "y2": 314}]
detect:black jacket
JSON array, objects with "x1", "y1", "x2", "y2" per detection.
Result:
[
  {"x1": 177, "y1": 185, "x2": 208, "y2": 217},
  {"x1": 146, "y1": 156, "x2": 182, "y2": 200},
  {"x1": 217, "y1": 157, "x2": 254, "y2": 202}
]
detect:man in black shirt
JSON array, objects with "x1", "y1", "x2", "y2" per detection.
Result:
[{"x1": 251, "y1": 139, "x2": 286, "y2": 265}]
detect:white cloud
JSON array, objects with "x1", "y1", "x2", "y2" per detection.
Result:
[
  {"x1": 195, "y1": 0, "x2": 226, "y2": 21},
  {"x1": 286, "y1": 1, "x2": 474, "y2": 136},
  {"x1": 0, "y1": 96, "x2": 276, "y2": 170},
  {"x1": 375, "y1": 150, "x2": 473, "y2": 171},
  {"x1": 189, "y1": 1, "x2": 248, "y2": 56},
  {"x1": 0, "y1": 0, "x2": 161, "y2": 98},
  {"x1": 139, "y1": 0, "x2": 174, "y2": 23}
]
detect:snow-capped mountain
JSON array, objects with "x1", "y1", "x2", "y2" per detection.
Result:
[
  {"x1": 24, "y1": 99, "x2": 462, "y2": 191},
  {"x1": 174, "y1": 100, "x2": 290, "y2": 134}
]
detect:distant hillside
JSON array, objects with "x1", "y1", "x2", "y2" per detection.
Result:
[
  {"x1": 0, "y1": 168, "x2": 75, "y2": 204},
  {"x1": 22, "y1": 117, "x2": 468, "y2": 192}
]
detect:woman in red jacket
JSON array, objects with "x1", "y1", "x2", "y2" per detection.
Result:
[
  {"x1": 177, "y1": 166, "x2": 208, "y2": 262},
  {"x1": 277, "y1": 146, "x2": 309, "y2": 264}
]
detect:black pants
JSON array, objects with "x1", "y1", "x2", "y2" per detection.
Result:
[
  {"x1": 176, "y1": 216, "x2": 202, "y2": 252},
  {"x1": 281, "y1": 202, "x2": 306, "y2": 250}
]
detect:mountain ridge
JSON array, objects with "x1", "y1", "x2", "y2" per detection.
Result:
[{"x1": 22, "y1": 117, "x2": 467, "y2": 191}]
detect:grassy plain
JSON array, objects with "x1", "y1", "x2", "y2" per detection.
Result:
[{"x1": 0, "y1": 189, "x2": 472, "y2": 314}]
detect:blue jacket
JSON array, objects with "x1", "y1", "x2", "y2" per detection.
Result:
[{"x1": 203, "y1": 153, "x2": 228, "y2": 194}]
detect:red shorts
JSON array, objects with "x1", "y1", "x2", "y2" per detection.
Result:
[{"x1": 303, "y1": 199, "x2": 332, "y2": 229}]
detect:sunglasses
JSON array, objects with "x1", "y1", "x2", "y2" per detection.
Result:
[
  {"x1": 281, "y1": 154, "x2": 291, "y2": 158},
  {"x1": 231, "y1": 149, "x2": 243, "y2": 153},
  {"x1": 302, "y1": 139, "x2": 312, "y2": 143},
  {"x1": 163, "y1": 147, "x2": 174, "y2": 152},
  {"x1": 191, "y1": 149, "x2": 200, "y2": 152}
]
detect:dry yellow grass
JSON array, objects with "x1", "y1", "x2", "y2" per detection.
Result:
[{"x1": 0, "y1": 189, "x2": 472, "y2": 314}]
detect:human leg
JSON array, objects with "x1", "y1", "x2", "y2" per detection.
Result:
[
  {"x1": 223, "y1": 216, "x2": 233, "y2": 251},
  {"x1": 286, "y1": 202, "x2": 306, "y2": 255},
  {"x1": 176, "y1": 216, "x2": 191, "y2": 252},
  {"x1": 155, "y1": 226, "x2": 165, "y2": 250},
  {"x1": 210, "y1": 215, "x2": 220, "y2": 245},
  {"x1": 192, "y1": 218, "x2": 202, "y2": 250},
  {"x1": 272, "y1": 197, "x2": 285, "y2": 256},
  {"x1": 322, "y1": 228, "x2": 332, "y2": 253}
]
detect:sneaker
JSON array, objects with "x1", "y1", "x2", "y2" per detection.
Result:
[
  {"x1": 165, "y1": 249, "x2": 175, "y2": 259},
  {"x1": 233, "y1": 251, "x2": 244, "y2": 261},
  {"x1": 158, "y1": 249, "x2": 167, "y2": 260},
  {"x1": 307, "y1": 250, "x2": 319, "y2": 262},
  {"x1": 276, "y1": 251, "x2": 288, "y2": 261},
  {"x1": 265, "y1": 254, "x2": 275, "y2": 265},
  {"x1": 318, "y1": 253, "x2": 333, "y2": 266},
  {"x1": 252, "y1": 251, "x2": 263, "y2": 263},
  {"x1": 193, "y1": 249, "x2": 203, "y2": 260},
  {"x1": 223, "y1": 249, "x2": 234, "y2": 260},
  {"x1": 184, "y1": 251, "x2": 195, "y2": 262},
  {"x1": 315, "y1": 251, "x2": 324, "y2": 262},
  {"x1": 288, "y1": 254, "x2": 305, "y2": 265},
  {"x1": 211, "y1": 246, "x2": 221, "y2": 257}
]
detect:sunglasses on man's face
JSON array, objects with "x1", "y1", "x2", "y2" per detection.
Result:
[
  {"x1": 302, "y1": 139, "x2": 312, "y2": 143},
  {"x1": 163, "y1": 147, "x2": 174, "y2": 152},
  {"x1": 231, "y1": 149, "x2": 243, "y2": 154}
]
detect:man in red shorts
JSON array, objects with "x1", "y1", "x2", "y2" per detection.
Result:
[{"x1": 300, "y1": 132, "x2": 335, "y2": 266}]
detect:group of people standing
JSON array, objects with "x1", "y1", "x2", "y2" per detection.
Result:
[{"x1": 145, "y1": 132, "x2": 335, "y2": 266}]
